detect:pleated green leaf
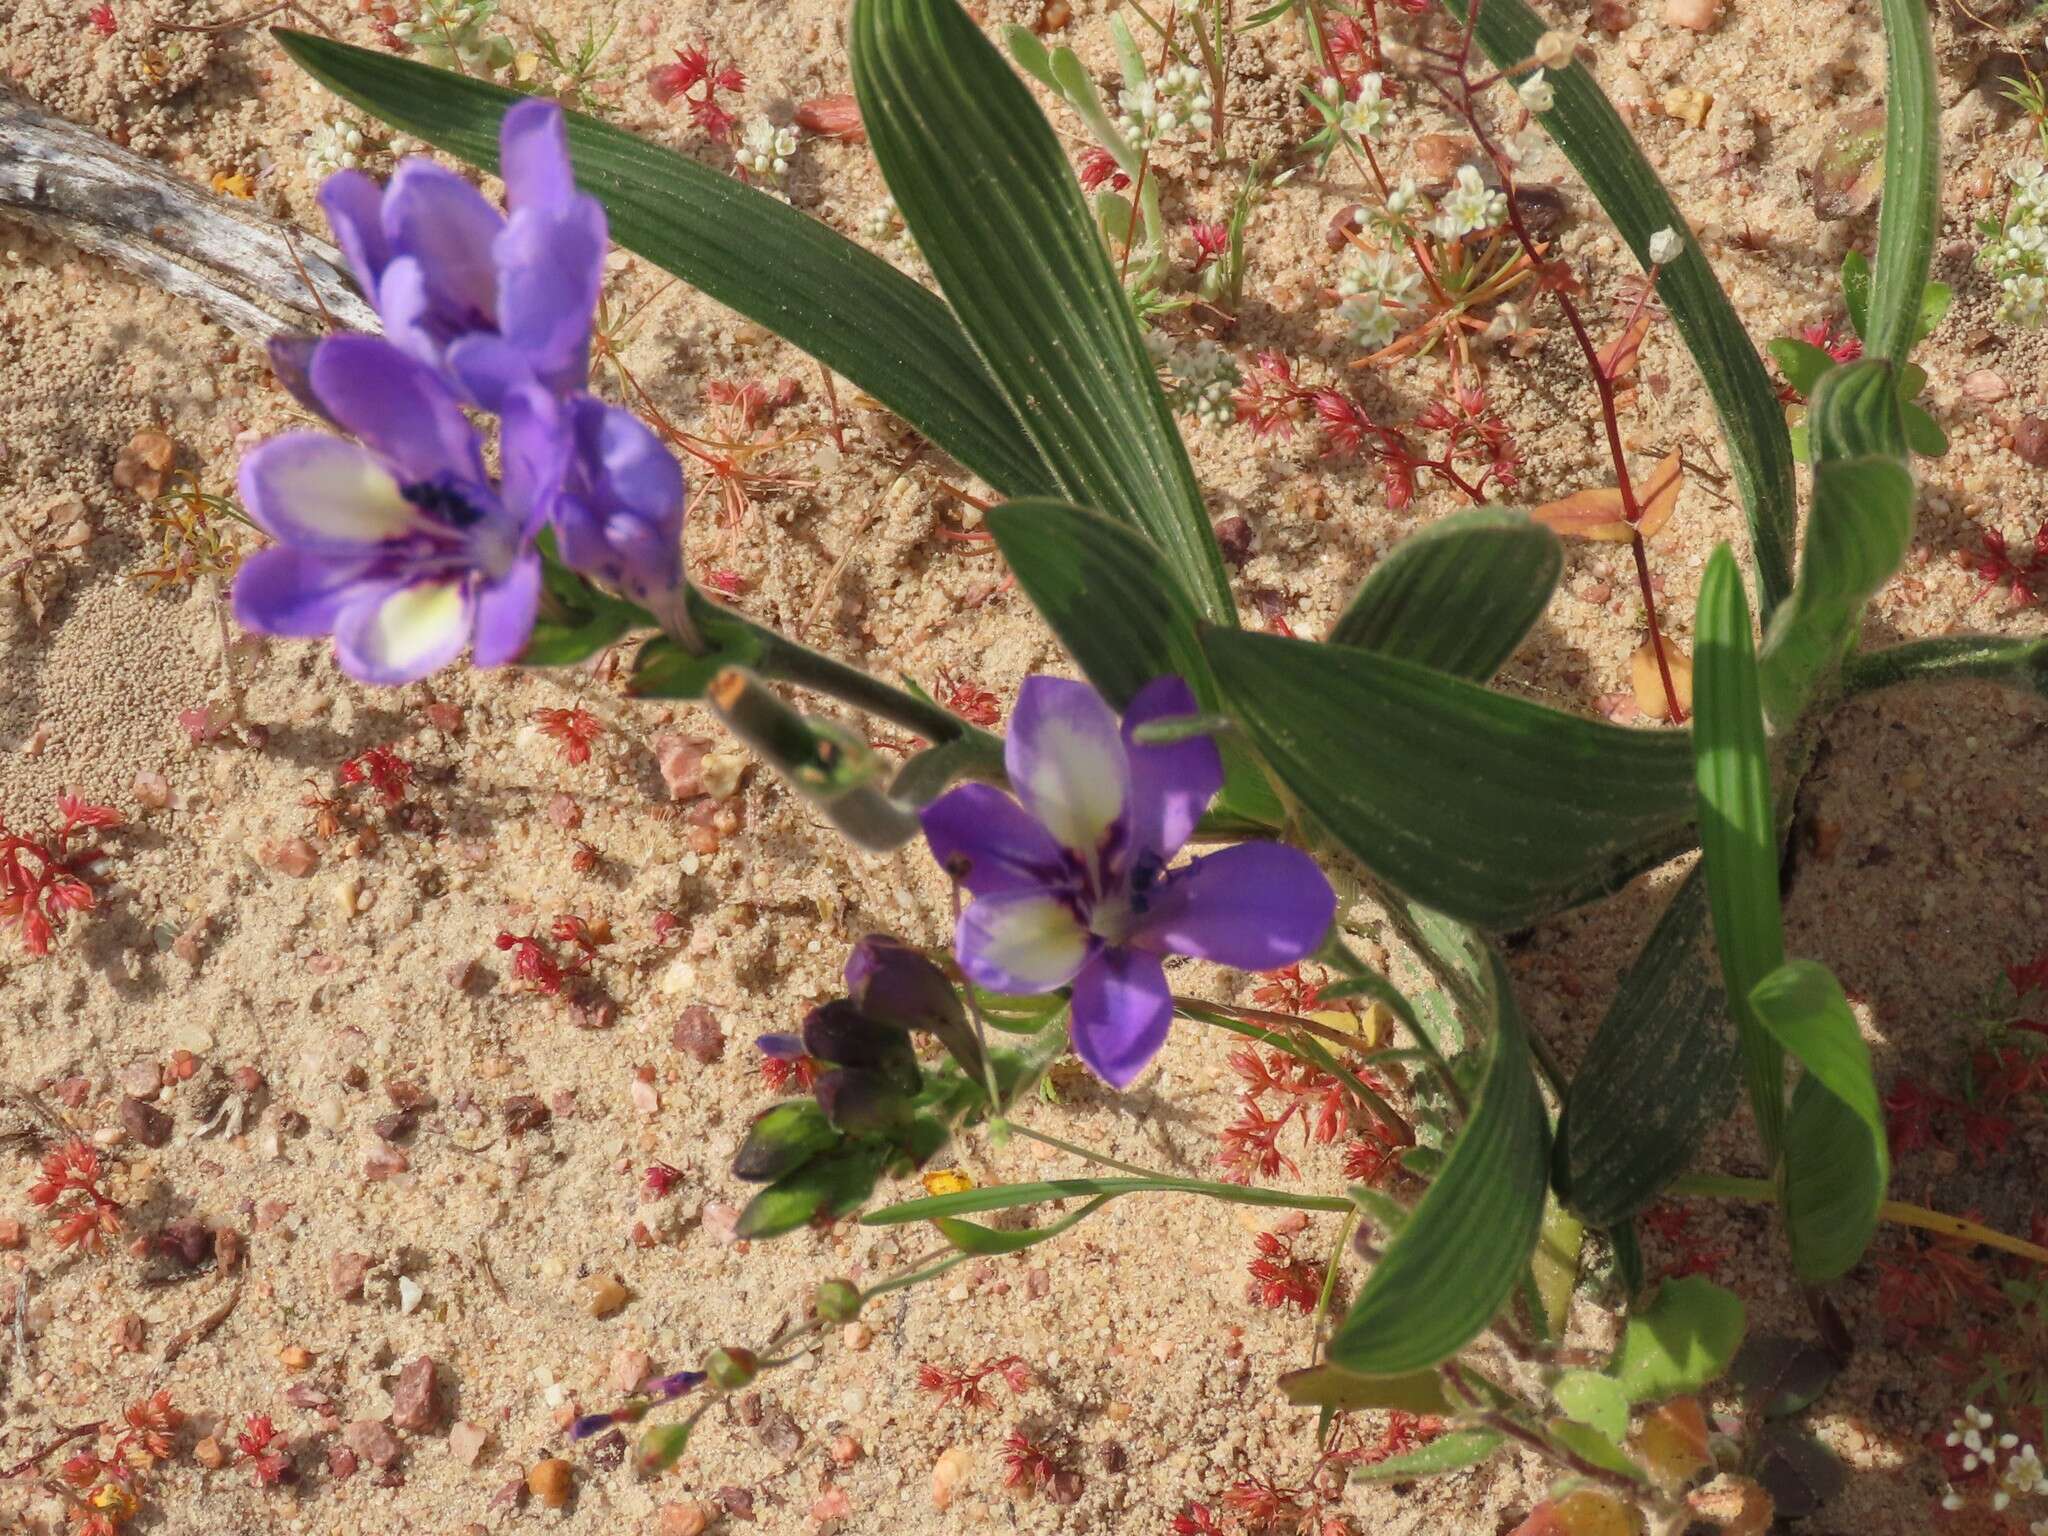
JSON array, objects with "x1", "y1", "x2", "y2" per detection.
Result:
[
  {"x1": 1758, "y1": 363, "x2": 1917, "y2": 725},
  {"x1": 850, "y1": 0, "x2": 1235, "y2": 624},
  {"x1": 1325, "y1": 950, "x2": 1549, "y2": 1376},
  {"x1": 1691, "y1": 546, "x2": 1787, "y2": 1158},
  {"x1": 1866, "y1": 0, "x2": 1941, "y2": 361},
  {"x1": 1750, "y1": 960, "x2": 1889, "y2": 1282},
  {"x1": 988, "y1": 499, "x2": 1279, "y2": 826},
  {"x1": 1439, "y1": 0, "x2": 1794, "y2": 618},
  {"x1": 1355, "y1": 1429, "x2": 1506, "y2": 1481},
  {"x1": 272, "y1": 30, "x2": 1052, "y2": 500},
  {"x1": 1330, "y1": 509, "x2": 1562, "y2": 681},
  {"x1": 1204, "y1": 629, "x2": 1696, "y2": 930},
  {"x1": 1556, "y1": 865, "x2": 1739, "y2": 1226}
]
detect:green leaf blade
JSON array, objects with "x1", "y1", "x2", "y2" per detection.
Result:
[
  {"x1": 1330, "y1": 508, "x2": 1562, "y2": 681},
  {"x1": 272, "y1": 30, "x2": 1053, "y2": 501},
  {"x1": 1205, "y1": 629, "x2": 1696, "y2": 931},
  {"x1": 850, "y1": 0, "x2": 1234, "y2": 623},
  {"x1": 1325, "y1": 951, "x2": 1549, "y2": 1376},
  {"x1": 1749, "y1": 960, "x2": 1889, "y2": 1282},
  {"x1": 1354, "y1": 1429, "x2": 1505, "y2": 1481},
  {"x1": 1867, "y1": 0, "x2": 1940, "y2": 361},
  {"x1": 1691, "y1": 545, "x2": 1787, "y2": 1157},
  {"x1": 1610, "y1": 1275, "x2": 1747, "y2": 1403},
  {"x1": 1557, "y1": 866, "x2": 1739, "y2": 1227}
]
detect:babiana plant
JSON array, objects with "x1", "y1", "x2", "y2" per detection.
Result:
[{"x1": 192, "y1": 0, "x2": 2048, "y2": 1525}]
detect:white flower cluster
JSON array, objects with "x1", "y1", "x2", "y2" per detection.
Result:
[
  {"x1": 1149, "y1": 334, "x2": 1240, "y2": 428},
  {"x1": 1336, "y1": 248, "x2": 1421, "y2": 352},
  {"x1": 1357, "y1": 178, "x2": 1432, "y2": 241},
  {"x1": 1118, "y1": 63, "x2": 1213, "y2": 150},
  {"x1": 393, "y1": 0, "x2": 514, "y2": 73},
  {"x1": 305, "y1": 118, "x2": 369, "y2": 180},
  {"x1": 1435, "y1": 165, "x2": 1507, "y2": 241},
  {"x1": 1940, "y1": 1404, "x2": 2048, "y2": 1528},
  {"x1": 1516, "y1": 69, "x2": 1555, "y2": 113},
  {"x1": 1340, "y1": 73, "x2": 1391, "y2": 141},
  {"x1": 1981, "y1": 160, "x2": 2048, "y2": 328},
  {"x1": 737, "y1": 120, "x2": 800, "y2": 185},
  {"x1": 861, "y1": 195, "x2": 899, "y2": 243}
]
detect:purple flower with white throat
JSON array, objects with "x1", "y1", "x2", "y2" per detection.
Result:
[
  {"x1": 231, "y1": 335, "x2": 557, "y2": 684},
  {"x1": 920, "y1": 676, "x2": 1335, "y2": 1089},
  {"x1": 318, "y1": 98, "x2": 605, "y2": 409}
]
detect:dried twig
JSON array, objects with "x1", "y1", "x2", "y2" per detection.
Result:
[{"x1": 158, "y1": 1284, "x2": 242, "y2": 1366}]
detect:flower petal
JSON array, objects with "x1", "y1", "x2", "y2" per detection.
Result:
[
  {"x1": 495, "y1": 200, "x2": 606, "y2": 395},
  {"x1": 230, "y1": 546, "x2": 380, "y2": 638},
  {"x1": 374, "y1": 255, "x2": 448, "y2": 376},
  {"x1": 380, "y1": 159, "x2": 503, "y2": 327},
  {"x1": 1121, "y1": 675, "x2": 1222, "y2": 862},
  {"x1": 919, "y1": 783, "x2": 1068, "y2": 896},
  {"x1": 470, "y1": 554, "x2": 541, "y2": 667},
  {"x1": 498, "y1": 383, "x2": 569, "y2": 535},
  {"x1": 333, "y1": 578, "x2": 473, "y2": 685},
  {"x1": 1005, "y1": 676, "x2": 1129, "y2": 857},
  {"x1": 953, "y1": 891, "x2": 1090, "y2": 995},
  {"x1": 1131, "y1": 842, "x2": 1336, "y2": 971},
  {"x1": 317, "y1": 169, "x2": 390, "y2": 294},
  {"x1": 550, "y1": 396, "x2": 682, "y2": 599},
  {"x1": 499, "y1": 97, "x2": 576, "y2": 211},
  {"x1": 308, "y1": 336, "x2": 486, "y2": 486},
  {"x1": 1069, "y1": 946, "x2": 1172, "y2": 1089},
  {"x1": 444, "y1": 333, "x2": 538, "y2": 415},
  {"x1": 238, "y1": 433, "x2": 419, "y2": 549}
]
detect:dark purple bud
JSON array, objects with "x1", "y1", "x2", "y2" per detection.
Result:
[
  {"x1": 843, "y1": 934, "x2": 983, "y2": 1080},
  {"x1": 813, "y1": 1068, "x2": 913, "y2": 1137},
  {"x1": 646, "y1": 1370, "x2": 706, "y2": 1402},
  {"x1": 570, "y1": 1413, "x2": 617, "y2": 1440},
  {"x1": 802, "y1": 1000, "x2": 919, "y2": 1092},
  {"x1": 754, "y1": 1031, "x2": 806, "y2": 1060}
]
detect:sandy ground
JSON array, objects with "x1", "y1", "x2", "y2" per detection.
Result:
[{"x1": 2, "y1": 0, "x2": 2047, "y2": 1531}]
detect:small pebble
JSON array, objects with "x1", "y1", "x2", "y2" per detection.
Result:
[
  {"x1": 527, "y1": 1457, "x2": 574, "y2": 1508},
  {"x1": 450, "y1": 1421, "x2": 490, "y2": 1466},
  {"x1": 344, "y1": 1419, "x2": 403, "y2": 1471},
  {"x1": 279, "y1": 1345, "x2": 315, "y2": 1372},
  {"x1": 1663, "y1": 0, "x2": 1718, "y2": 27},
  {"x1": 671, "y1": 1005, "x2": 725, "y2": 1064},
  {"x1": 580, "y1": 1273, "x2": 630, "y2": 1317},
  {"x1": 390, "y1": 1356, "x2": 444, "y2": 1432},
  {"x1": 932, "y1": 1446, "x2": 972, "y2": 1510},
  {"x1": 119, "y1": 1096, "x2": 172, "y2": 1148},
  {"x1": 330, "y1": 1250, "x2": 373, "y2": 1300},
  {"x1": 658, "y1": 1502, "x2": 711, "y2": 1536}
]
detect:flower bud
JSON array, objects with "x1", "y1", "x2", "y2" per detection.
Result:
[
  {"x1": 813, "y1": 1067, "x2": 915, "y2": 1137},
  {"x1": 705, "y1": 1346, "x2": 758, "y2": 1391},
  {"x1": 1533, "y1": 29, "x2": 1575, "y2": 68},
  {"x1": 637, "y1": 1421, "x2": 692, "y2": 1474},
  {"x1": 802, "y1": 1000, "x2": 920, "y2": 1092},
  {"x1": 843, "y1": 935, "x2": 984, "y2": 1079},
  {"x1": 731, "y1": 1100, "x2": 839, "y2": 1183},
  {"x1": 814, "y1": 1279, "x2": 862, "y2": 1322}
]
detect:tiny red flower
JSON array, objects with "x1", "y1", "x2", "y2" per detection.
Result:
[{"x1": 533, "y1": 706, "x2": 604, "y2": 767}]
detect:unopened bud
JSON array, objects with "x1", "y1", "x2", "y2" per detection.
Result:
[
  {"x1": 1533, "y1": 29, "x2": 1575, "y2": 68},
  {"x1": 705, "y1": 1346, "x2": 758, "y2": 1391},
  {"x1": 815, "y1": 1279, "x2": 862, "y2": 1323}
]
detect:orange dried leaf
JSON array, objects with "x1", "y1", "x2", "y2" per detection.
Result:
[
  {"x1": 1636, "y1": 450, "x2": 1684, "y2": 541},
  {"x1": 1635, "y1": 1396, "x2": 1712, "y2": 1488},
  {"x1": 795, "y1": 94, "x2": 865, "y2": 141},
  {"x1": 1631, "y1": 635, "x2": 1694, "y2": 720},
  {"x1": 1531, "y1": 485, "x2": 1631, "y2": 542}
]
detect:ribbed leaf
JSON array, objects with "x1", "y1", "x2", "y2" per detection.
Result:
[
  {"x1": 850, "y1": 0, "x2": 1234, "y2": 624},
  {"x1": 933, "y1": 1195, "x2": 1111, "y2": 1255},
  {"x1": 1750, "y1": 961, "x2": 1889, "y2": 1283},
  {"x1": 1691, "y1": 546, "x2": 1786, "y2": 1158},
  {"x1": 861, "y1": 1177, "x2": 1352, "y2": 1225},
  {"x1": 272, "y1": 30, "x2": 1051, "y2": 500},
  {"x1": 1204, "y1": 630, "x2": 1696, "y2": 931},
  {"x1": 1439, "y1": 0, "x2": 1794, "y2": 618},
  {"x1": 1758, "y1": 362, "x2": 1916, "y2": 724},
  {"x1": 1556, "y1": 865, "x2": 1739, "y2": 1226},
  {"x1": 1330, "y1": 509, "x2": 1562, "y2": 680},
  {"x1": 988, "y1": 499, "x2": 1278, "y2": 826},
  {"x1": 1866, "y1": 0, "x2": 1940, "y2": 361},
  {"x1": 1325, "y1": 951, "x2": 1548, "y2": 1375}
]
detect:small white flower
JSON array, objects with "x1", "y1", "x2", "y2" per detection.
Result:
[
  {"x1": 860, "y1": 195, "x2": 898, "y2": 242},
  {"x1": 305, "y1": 117, "x2": 369, "y2": 180},
  {"x1": 1341, "y1": 74, "x2": 1390, "y2": 140},
  {"x1": 1534, "y1": 29, "x2": 1576, "y2": 68},
  {"x1": 1150, "y1": 335, "x2": 1240, "y2": 428},
  {"x1": 1118, "y1": 63, "x2": 1213, "y2": 149},
  {"x1": 1339, "y1": 295, "x2": 1401, "y2": 351},
  {"x1": 1516, "y1": 69, "x2": 1555, "y2": 113},
  {"x1": 736, "y1": 119, "x2": 800, "y2": 183},
  {"x1": 1434, "y1": 165, "x2": 1506, "y2": 240},
  {"x1": 1647, "y1": 226, "x2": 1685, "y2": 266},
  {"x1": 2003, "y1": 1443, "x2": 2045, "y2": 1500}
]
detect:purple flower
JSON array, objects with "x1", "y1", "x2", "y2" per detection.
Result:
[
  {"x1": 319, "y1": 99, "x2": 605, "y2": 409},
  {"x1": 920, "y1": 677, "x2": 1335, "y2": 1089},
  {"x1": 231, "y1": 335, "x2": 556, "y2": 684},
  {"x1": 548, "y1": 393, "x2": 685, "y2": 605}
]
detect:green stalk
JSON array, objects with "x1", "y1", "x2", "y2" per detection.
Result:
[{"x1": 1840, "y1": 633, "x2": 2048, "y2": 699}]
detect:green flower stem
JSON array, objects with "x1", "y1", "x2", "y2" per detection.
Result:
[
  {"x1": 1310, "y1": 1208, "x2": 1360, "y2": 1364},
  {"x1": 1839, "y1": 634, "x2": 2048, "y2": 699},
  {"x1": 1007, "y1": 1122, "x2": 1164, "y2": 1180},
  {"x1": 1670, "y1": 1173, "x2": 2048, "y2": 1265}
]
